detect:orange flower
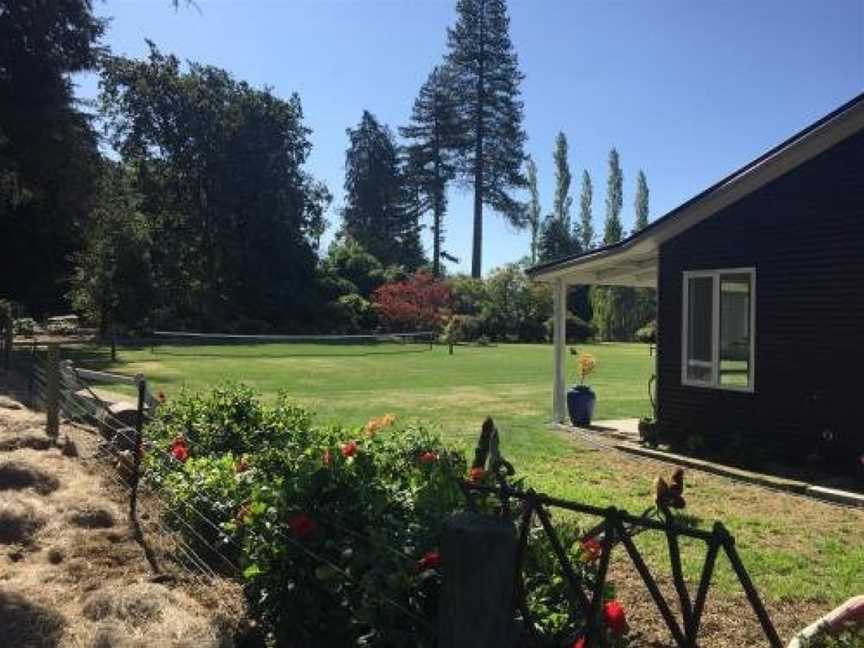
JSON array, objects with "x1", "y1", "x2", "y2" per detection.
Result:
[
  {"x1": 467, "y1": 467, "x2": 486, "y2": 482},
  {"x1": 157, "y1": 390, "x2": 166, "y2": 403},
  {"x1": 234, "y1": 456, "x2": 251, "y2": 473},
  {"x1": 363, "y1": 413, "x2": 397, "y2": 437},
  {"x1": 323, "y1": 448, "x2": 333, "y2": 466},
  {"x1": 578, "y1": 353, "x2": 596, "y2": 384}
]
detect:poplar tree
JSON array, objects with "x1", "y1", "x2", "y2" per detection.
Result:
[
  {"x1": 400, "y1": 66, "x2": 460, "y2": 276},
  {"x1": 538, "y1": 132, "x2": 580, "y2": 262},
  {"x1": 445, "y1": 0, "x2": 528, "y2": 277},
  {"x1": 578, "y1": 170, "x2": 594, "y2": 250},
  {"x1": 603, "y1": 148, "x2": 624, "y2": 245},
  {"x1": 525, "y1": 156, "x2": 541, "y2": 264},
  {"x1": 634, "y1": 169, "x2": 649, "y2": 232}
]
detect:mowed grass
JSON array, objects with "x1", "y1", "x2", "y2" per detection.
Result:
[{"x1": 69, "y1": 340, "x2": 863, "y2": 614}]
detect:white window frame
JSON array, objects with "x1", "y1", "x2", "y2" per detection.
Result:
[{"x1": 681, "y1": 267, "x2": 756, "y2": 393}]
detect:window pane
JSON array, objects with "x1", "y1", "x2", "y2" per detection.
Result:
[
  {"x1": 686, "y1": 276, "x2": 713, "y2": 382},
  {"x1": 719, "y1": 273, "x2": 752, "y2": 387}
]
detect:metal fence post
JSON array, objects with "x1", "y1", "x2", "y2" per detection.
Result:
[
  {"x1": 129, "y1": 377, "x2": 146, "y2": 522},
  {"x1": 437, "y1": 511, "x2": 517, "y2": 648},
  {"x1": 45, "y1": 344, "x2": 60, "y2": 437},
  {"x1": 1, "y1": 311, "x2": 11, "y2": 372}
]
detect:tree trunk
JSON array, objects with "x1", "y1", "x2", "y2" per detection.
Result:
[{"x1": 471, "y1": 0, "x2": 487, "y2": 279}]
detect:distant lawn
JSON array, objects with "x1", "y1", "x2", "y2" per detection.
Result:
[{"x1": 65, "y1": 339, "x2": 864, "y2": 634}]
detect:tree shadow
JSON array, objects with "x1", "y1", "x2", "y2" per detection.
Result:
[{"x1": 0, "y1": 591, "x2": 65, "y2": 647}]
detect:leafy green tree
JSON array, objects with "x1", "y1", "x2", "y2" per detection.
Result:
[
  {"x1": 400, "y1": 66, "x2": 461, "y2": 276},
  {"x1": 578, "y1": 170, "x2": 594, "y2": 251},
  {"x1": 323, "y1": 239, "x2": 386, "y2": 297},
  {"x1": 481, "y1": 262, "x2": 552, "y2": 341},
  {"x1": 69, "y1": 163, "x2": 154, "y2": 337},
  {"x1": 525, "y1": 156, "x2": 541, "y2": 264},
  {"x1": 603, "y1": 148, "x2": 624, "y2": 245},
  {"x1": 0, "y1": 0, "x2": 105, "y2": 314},
  {"x1": 342, "y1": 111, "x2": 424, "y2": 270},
  {"x1": 99, "y1": 44, "x2": 330, "y2": 328},
  {"x1": 634, "y1": 169, "x2": 650, "y2": 232},
  {"x1": 445, "y1": 0, "x2": 528, "y2": 277},
  {"x1": 538, "y1": 132, "x2": 580, "y2": 262}
]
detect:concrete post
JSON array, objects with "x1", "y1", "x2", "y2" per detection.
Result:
[{"x1": 437, "y1": 512, "x2": 517, "y2": 648}]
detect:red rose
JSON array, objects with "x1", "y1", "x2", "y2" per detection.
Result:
[
  {"x1": 603, "y1": 600, "x2": 627, "y2": 636},
  {"x1": 580, "y1": 537, "x2": 602, "y2": 563},
  {"x1": 170, "y1": 437, "x2": 189, "y2": 463},
  {"x1": 288, "y1": 513, "x2": 317, "y2": 539},
  {"x1": 417, "y1": 550, "x2": 441, "y2": 571},
  {"x1": 341, "y1": 440, "x2": 358, "y2": 458},
  {"x1": 468, "y1": 467, "x2": 486, "y2": 482},
  {"x1": 323, "y1": 448, "x2": 333, "y2": 466},
  {"x1": 571, "y1": 639, "x2": 585, "y2": 648},
  {"x1": 419, "y1": 451, "x2": 438, "y2": 464}
]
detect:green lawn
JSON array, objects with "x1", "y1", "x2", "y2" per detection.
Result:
[{"x1": 67, "y1": 339, "x2": 863, "y2": 630}]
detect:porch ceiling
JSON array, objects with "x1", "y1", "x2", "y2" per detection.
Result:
[{"x1": 533, "y1": 243, "x2": 658, "y2": 288}]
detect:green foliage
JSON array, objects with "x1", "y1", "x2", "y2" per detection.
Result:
[
  {"x1": 634, "y1": 320, "x2": 656, "y2": 344},
  {"x1": 525, "y1": 156, "x2": 542, "y2": 264},
  {"x1": 144, "y1": 383, "x2": 465, "y2": 646},
  {"x1": 799, "y1": 625, "x2": 864, "y2": 648},
  {"x1": 603, "y1": 148, "x2": 624, "y2": 246},
  {"x1": 479, "y1": 263, "x2": 552, "y2": 342},
  {"x1": 633, "y1": 170, "x2": 650, "y2": 233},
  {"x1": 341, "y1": 111, "x2": 424, "y2": 271},
  {"x1": 538, "y1": 132, "x2": 582, "y2": 264},
  {"x1": 99, "y1": 43, "x2": 330, "y2": 329},
  {"x1": 546, "y1": 314, "x2": 597, "y2": 344},
  {"x1": 324, "y1": 239, "x2": 387, "y2": 297},
  {"x1": 69, "y1": 162, "x2": 154, "y2": 334},
  {"x1": 445, "y1": 0, "x2": 528, "y2": 276},
  {"x1": 0, "y1": 0, "x2": 104, "y2": 314}
]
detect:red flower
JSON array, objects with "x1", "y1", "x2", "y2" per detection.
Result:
[
  {"x1": 417, "y1": 550, "x2": 441, "y2": 571},
  {"x1": 468, "y1": 467, "x2": 486, "y2": 482},
  {"x1": 323, "y1": 448, "x2": 333, "y2": 466},
  {"x1": 288, "y1": 513, "x2": 317, "y2": 539},
  {"x1": 580, "y1": 537, "x2": 602, "y2": 563},
  {"x1": 341, "y1": 440, "x2": 358, "y2": 458},
  {"x1": 419, "y1": 451, "x2": 438, "y2": 464},
  {"x1": 603, "y1": 600, "x2": 628, "y2": 636},
  {"x1": 571, "y1": 639, "x2": 585, "y2": 648},
  {"x1": 170, "y1": 437, "x2": 189, "y2": 463}
]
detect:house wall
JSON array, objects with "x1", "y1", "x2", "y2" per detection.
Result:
[{"x1": 656, "y1": 128, "x2": 864, "y2": 458}]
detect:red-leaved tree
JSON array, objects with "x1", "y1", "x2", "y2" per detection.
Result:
[{"x1": 372, "y1": 272, "x2": 452, "y2": 332}]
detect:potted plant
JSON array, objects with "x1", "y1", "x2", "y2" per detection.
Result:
[{"x1": 567, "y1": 351, "x2": 597, "y2": 426}]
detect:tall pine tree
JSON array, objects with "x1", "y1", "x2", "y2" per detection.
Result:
[
  {"x1": 538, "y1": 132, "x2": 580, "y2": 262},
  {"x1": 341, "y1": 111, "x2": 424, "y2": 270},
  {"x1": 400, "y1": 66, "x2": 460, "y2": 276},
  {"x1": 578, "y1": 170, "x2": 594, "y2": 251},
  {"x1": 633, "y1": 169, "x2": 649, "y2": 233},
  {"x1": 525, "y1": 155, "x2": 541, "y2": 264},
  {"x1": 445, "y1": 0, "x2": 528, "y2": 277}
]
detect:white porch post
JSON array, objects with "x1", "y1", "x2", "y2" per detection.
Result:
[{"x1": 552, "y1": 278, "x2": 567, "y2": 423}]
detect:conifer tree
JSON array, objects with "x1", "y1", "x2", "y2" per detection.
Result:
[
  {"x1": 525, "y1": 156, "x2": 541, "y2": 264},
  {"x1": 342, "y1": 111, "x2": 424, "y2": 270},
  {"x1": 538, "y1": 132, "x2": 580, "y2": 262},
  {"x1": 578, "y1": 170, "x2": 594, "y2": 250},
  {"x1": 445, "y1": 0, "x2": 528, "y2": 277},
  {"x1": 400, "y1": 66, "x2": 460, "y2": 276}
]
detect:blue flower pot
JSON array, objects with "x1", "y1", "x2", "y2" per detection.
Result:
[{"x1": 567, "y1": 385, "x2": 596, "y2": 427}]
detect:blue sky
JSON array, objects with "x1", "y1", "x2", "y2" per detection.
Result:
[{"x1": 76, "y1": 0, "x2": 863, "y2": 275}]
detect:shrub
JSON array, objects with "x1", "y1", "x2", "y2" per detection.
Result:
[
  {"x1": 372, "y1": 271, "x2": 451, "y2": 332},
  {"x1": 546, "y1": 314, "x2": 596, "y2": 343},
  {"x1": 634, "y1": 320, "x2": 656, "y2": 344}
]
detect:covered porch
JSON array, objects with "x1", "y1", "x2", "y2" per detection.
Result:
[{"x1": 529, "y1": 239, "x2": 660, "y2": 424}]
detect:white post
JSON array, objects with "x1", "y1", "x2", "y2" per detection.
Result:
[{"x1": 552, "y1": 278, "x2": 567, "y2": 424}]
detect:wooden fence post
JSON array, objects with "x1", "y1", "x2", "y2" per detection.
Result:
[
  {"x1": 45, "y1": 344, "x2": 60, "y2": 438},
  {"x1": 129, "y1": 377, "x2": 146, "y2": 522},
  {"x1": 438, "y1": 512, "x2": 517, "y2": 648}
]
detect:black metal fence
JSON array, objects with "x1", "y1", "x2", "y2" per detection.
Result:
[{"x1": 459, "y1": 429, "x2": 783, "y2": 648}]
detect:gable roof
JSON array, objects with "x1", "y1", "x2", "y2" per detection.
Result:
[{"x1": 528, "y1": 92, "x2": 864, "y2": 285}]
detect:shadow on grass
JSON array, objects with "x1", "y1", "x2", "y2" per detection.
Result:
[{"x1": 0, "y1": 591, "x2": 65, "y2": 647}]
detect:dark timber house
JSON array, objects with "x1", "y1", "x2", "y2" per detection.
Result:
[{"x1": 528, "y1": 94, "x2": 864, "y2": 465}]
